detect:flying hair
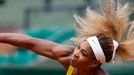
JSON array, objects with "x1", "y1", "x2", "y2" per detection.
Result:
[{"x1": 72, "y1": 0, "x2": 134, "y2": 62}]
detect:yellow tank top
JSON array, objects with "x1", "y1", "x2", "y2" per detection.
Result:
[{"x1": 66, "y1": 65, "x2": 74, "y2": 75}]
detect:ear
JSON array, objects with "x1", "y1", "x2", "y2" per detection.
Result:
[{"x1": 87, "y1": 60, "x2": 100, "y2": 70}]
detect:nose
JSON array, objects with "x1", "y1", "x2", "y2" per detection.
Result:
[
  {"x1": 74, "y1": 53, "x2": 79, "y2": 58},
  {"x1": 74, "y1": 49, "x2": 80, "y2": 58}
]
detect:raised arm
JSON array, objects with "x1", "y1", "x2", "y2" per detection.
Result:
[{"x1": 0, "y1": 33, "x2": 75, "y2": 68}]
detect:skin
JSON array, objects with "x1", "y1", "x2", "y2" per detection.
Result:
[
  {"x1": 0, "y1": 33, "x2": 108, "y2": 75},
  {"x1": 0, "y1": 26, "x2": 24, "y2": 54},
  {"x1": 0, "y1": 43, "x2": 17, "y2": 54}
]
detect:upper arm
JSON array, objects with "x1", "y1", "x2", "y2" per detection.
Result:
[
  {"x1": 29, "y1": 38, "x2": 75, "y2": 60},
  {"x1": 29, "y1": 39, "x2": 75, "y2": 68}
]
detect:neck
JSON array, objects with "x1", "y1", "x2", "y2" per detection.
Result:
[{"x1": 72, "y1": 67, "x2": 107, "y2": 75}]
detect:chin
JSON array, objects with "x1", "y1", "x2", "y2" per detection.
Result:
[
  {"x1": 72, "y1": 64, "x2": 77, "y2": 67},
  {"x1": 70, "y1": 61, "x2": 77, "y2": 67}
]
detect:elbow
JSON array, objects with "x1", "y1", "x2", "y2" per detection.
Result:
[{"x1": 22, "y1": 37, "x2": 37, "y2": 49}]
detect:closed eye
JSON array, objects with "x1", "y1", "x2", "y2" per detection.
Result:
[{"x1": 81, "y1": 50, "x2": 88, "y2": 57}]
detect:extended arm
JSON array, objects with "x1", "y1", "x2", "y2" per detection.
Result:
[{"x1": 0, "y1": 33, "x2": 75, "y2": 67}]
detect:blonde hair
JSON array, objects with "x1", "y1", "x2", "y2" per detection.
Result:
[{"x1": 72, "y1": 0, "x2": 134, "y2": 62}]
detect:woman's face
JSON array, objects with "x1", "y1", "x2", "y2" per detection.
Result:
[{"x1": 71, "y1": 40, "x2": 96, "y2": 69}]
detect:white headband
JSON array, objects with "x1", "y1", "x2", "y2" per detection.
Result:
[
  {"x1": 86, "y1": 36, "x2": 118, "y2": 63},
  {"x1": 112, "y1": 40, "x2": 119, "y2": 61}
]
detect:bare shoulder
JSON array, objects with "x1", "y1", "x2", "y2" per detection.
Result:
[{"x1": 52, "y1": 44, "x2": 75, "y2": 69}]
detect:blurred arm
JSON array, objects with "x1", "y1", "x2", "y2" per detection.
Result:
[{"x1": 0, "y1": 33, "x2": 75, "y2": 60}]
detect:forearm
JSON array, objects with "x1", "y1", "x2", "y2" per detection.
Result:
[
  {"x1": 0, "y1": 33, "x2": 59, "y2": 55},
  {"x1": 0, "y1": 33, "x2": 35, "y2": 49}
]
